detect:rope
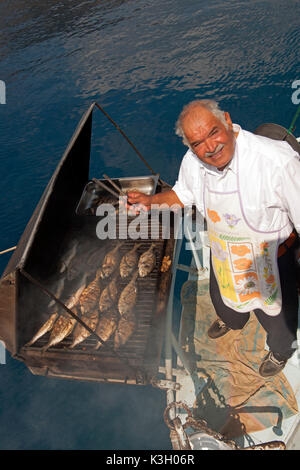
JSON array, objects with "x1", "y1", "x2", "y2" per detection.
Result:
[
  {"x1": 20, "y1": 268, "x2": 145, "y2": 383},
  {"x1": 95, "y1": 102, "x2": 157, "y2": 175},
  {"x1": 288, "y1": 105, "x2": 300, "y2": 135},
  {"x1": 94, "y1": 102, "x2": 171, "y2": 188},
  {"x1": 0, "y1": 246, "x2": 16, "y2": 256}
]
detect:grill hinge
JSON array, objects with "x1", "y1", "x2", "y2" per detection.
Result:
[{"x1": 151, "y1": 378, "x2": 181, "y2": 391}]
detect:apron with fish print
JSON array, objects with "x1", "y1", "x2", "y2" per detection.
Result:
[{"x1": 204, "y1": 168, "x2": 283, "y2": 316}]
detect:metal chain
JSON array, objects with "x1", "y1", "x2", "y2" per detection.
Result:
[
  {"x1": 164, "y1": 401, "x2": 238, "y2": 450},
  {"x1": 207, "y1": 375, "x2": 256, "y2": 447}
]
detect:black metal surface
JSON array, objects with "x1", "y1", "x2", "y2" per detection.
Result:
[
  {"x1": 22, "y1": 230, "x2": 165, "y2": 356},
  {"x1": 18, "y1": 214, "x2": 174, "y2": 384},
  {"x1": 0, "y1": 103, "x2": 95, "y2": 355},
  {"x1": 0, "y1": 102, "x2": 174, "y2": 384},
  {"x1": 254, "y1": 122, "x2": 300, "y2": 154}
]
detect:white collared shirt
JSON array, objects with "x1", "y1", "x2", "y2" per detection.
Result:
[{"x1": 172, "y1": 124, "x2": 300, "y2": 242}]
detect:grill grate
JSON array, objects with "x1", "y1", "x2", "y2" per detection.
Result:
[{"x1": 22, "y1": 215, "x2": 173, "y2": 375}]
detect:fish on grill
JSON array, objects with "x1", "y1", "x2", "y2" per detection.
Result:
[
  {"x1": 68, "y1": 271, "x2": 102, "y2": 348},
  {"x1": 99, "y1": 275, "x2": 119, "y2": 313},
  {"x1": 26, "y1": 275, "x2": 86, "y2": 347},
  {"x1": 94, "y1": 309, "x2": 119, "y2": 350},
  {"x1": 138, "y1": 243, "x2": 156, "y2": 277},
  {"x1": 118, "y1": 271, "x2": 138, "y2": 316},
  {"x1": 120, "y1": 244, "x2": 140, "y2": 279},
  {"x1": 85, "y1": 245, "x2": 107, "y2": 272},
  {"x1": 79, "y1": 271, "x2": 102, "y2": 315},
  {"x1": 26, "y1": 312, "x2": 59, "y2": 347},
  {"x1": 66, "y1": 250, "x2": 86, "y2": 281},
  {"x1": 100, "y1": 242, "x2": 124, "y2": 279},
  {"x1": 114, "y1": 311, "x2": 137, "y2": 349},
  {"x1": 47, "y1": 275, "x2": 66, "y2": 314},
  {"x1": 42, "y1": 311, "x2": 78, "y2": 352},
  {"x1": 41, "y1": 278, "x2": 87, "y2": 351},
  {"x1": 66, "y1": 245, "x2": 105, "y2": 281},
  {"x1": 69, "y1": 309, "x2": 99, "y2": 349},
  {"x1": 59, "y1": 239, "x2": 78, "y2": 274}
]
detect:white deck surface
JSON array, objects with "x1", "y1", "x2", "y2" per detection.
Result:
[
  {"x1": 173, "y1": 237, "x2": 300, "y2": 449},
  {"x1": 249, "y1": 328, "x2": 300, "y2": 449}
]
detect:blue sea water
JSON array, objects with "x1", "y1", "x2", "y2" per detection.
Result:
[{"x1": 0, "y1": 0, "x2": 299, "y2": 450}]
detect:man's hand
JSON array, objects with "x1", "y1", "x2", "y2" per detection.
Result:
[
  {"x1": 127, "y1": 191, "x2": 152, "y2": 212},
  {"x1": 120, "y1": 189, "x2": 184, "y2": 215}
]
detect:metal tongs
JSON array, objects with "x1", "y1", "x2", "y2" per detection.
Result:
[
  {"x1": 103, "y1": 174, "x2": 128, "y2": 198},
  {"x1": 92, "y1": 174, "x2": 131, "y2": 207},
  {"x1": 92, "y1": 176, "x2": 123, "y2": 197},
  {"x1": 92, "y1": 174, "x2": 149, "y2": 216}
]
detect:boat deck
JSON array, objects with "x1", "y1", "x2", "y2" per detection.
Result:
[{"x1": 164, "y1": 227, "x2": 300, "y2": 450}]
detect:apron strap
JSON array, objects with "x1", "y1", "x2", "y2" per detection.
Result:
[{"x1": 278, "y1": 229, "x2": 298, "y2": 257}]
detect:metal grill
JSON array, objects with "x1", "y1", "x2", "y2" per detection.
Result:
[{"x1": 20, "y1": 214, "x2": 174, "y2": 383}]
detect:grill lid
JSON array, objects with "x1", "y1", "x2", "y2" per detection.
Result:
[{"x1": 0, "y1": 103, "x2": 95, "y2": 354}]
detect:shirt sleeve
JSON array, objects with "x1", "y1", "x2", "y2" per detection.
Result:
[
  {"x1": 280, "y1": 151, "x2": 300, "y2": 236},
  {"x1": 172, "y1": 153, "x2": 196, "y2": 206}
]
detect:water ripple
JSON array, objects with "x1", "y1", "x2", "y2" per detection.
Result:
[{"x1": 0, "y1": 0, "x2": 300, "y2": 451}]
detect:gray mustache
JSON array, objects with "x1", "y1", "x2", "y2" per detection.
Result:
[{"x1": 205, "y1": 143, "x2": 224, "y2": 158}]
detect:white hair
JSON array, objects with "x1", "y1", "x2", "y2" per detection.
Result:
[{"x1": 175, "y1": 99, "x2": 229, "y2": 147}]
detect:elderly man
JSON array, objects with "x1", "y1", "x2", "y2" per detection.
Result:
[{"x1": 127, "y1": 99, "x2": 300, "y2": 377}]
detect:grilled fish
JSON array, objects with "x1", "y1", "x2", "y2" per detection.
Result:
[
  {"x1": 41, "y1": 278, "x2": 87, "y2": 351},
  {"x1": 42, "y1": 312, "x2": 78, "y2": 352},
  {"x1": 138, "y1": 243, "x2": 156, "y2": 277},
  {"x1": 100, "y1": 242, "x2": 124, "y2": 279},
  {"x1": 59, "y1": 240, "x2": 78, "y2": 274},
  {"x1": 69, "y1": 309, "x2": 99, "y2": 349},
  {"x1": 69, "y1": 270, "x2": 103, "y2": 348},
  {"x1": 94, "y1": 309, "x2": 119, "y2": 350},
  {"x1": 79, "y1": 271, "x2": 101, "y2": 315},
  {"x1": 26, "y1": 275, "x2": 86, "y2": 347},
  {"x1": 114, "y1": 311, "x2": 137, "y2": 349},
  {"x1": 99, "y1": 275, "x2": 119, "y2": 313},
  {"x1": 85, "y1": 245, "x2": 107, "y2": 272},
  {"x1": 65, "y1": 243, "x2": 104, "y2": 281},
  {"x1": 26, "y1": 312, "x2": 59, "y2": 347},
  {"x1": 120, "y1": 244, "x2": 140, "y2": 279},
  {"x1": 67, "y1": 256, "x2": 83, "y2": 281},
  {"x1": 118, "y1": 271, "x2": 138, "y2": 316},
  {"x1": 47, "y1": 275, "x2": 66, "y2": 314}
]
